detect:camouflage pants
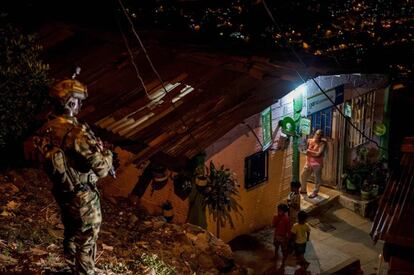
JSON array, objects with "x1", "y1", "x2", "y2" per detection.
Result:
[{"x1": 55, "y1": 186, "x2": 102, "y2": 275}]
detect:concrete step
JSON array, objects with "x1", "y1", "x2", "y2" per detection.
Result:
[
  {"x1": 301, "y1": 184, "x2": 341, "y2": 216},
  {"x1": 338, "y1": 192, "x2": 379, "y2": 219}
]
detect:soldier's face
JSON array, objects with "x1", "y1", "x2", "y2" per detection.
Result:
[{"x1": 65, "y1": 97, "x2": 82, "y2": 116}]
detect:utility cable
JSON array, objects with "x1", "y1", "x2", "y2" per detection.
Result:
[
  {"x1": 243, "y1": 121, "x2": 264, "y2": 149},
  {"x1": 262, "y1": 0, "x2": 386, "y2": 151},
  {"x1": 116, "y1": 0, "x2": 204, "y2": 154},
  {"x1": 115, "y1": 17, "x2": 150, "y2": 99}
]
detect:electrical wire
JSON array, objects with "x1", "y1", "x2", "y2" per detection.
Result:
[
  {"x1": 262, "y1": 0, "x2": 386, "y2": 151},
  {"x1": 243, "y1": 121, "x2": 264, "y2": 149},
  {"x1": 116, "y1": 17, "x2": 150, "y2": 99},
  {"x1": 116, "y1": 0, "x2": 204, "y2": 154}
]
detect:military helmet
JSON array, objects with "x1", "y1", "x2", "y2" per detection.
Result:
[{"x1": 49, "y1": 79, "x2": 88, "y2": 104}]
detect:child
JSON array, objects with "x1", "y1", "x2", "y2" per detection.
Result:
[
  {"x1": 291, "y1": 211, "x2": 311, "y2": 269},
  {"x1": 288, "y1": 181, "x2": 301, "y2": 227},
  {"x1": 272, "y1": 203, "x2": 290, "y2": 269}
]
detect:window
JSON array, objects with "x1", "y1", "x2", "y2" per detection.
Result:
[
  {"x1": 348, "y1": 91, "x2": 376, "y2": 148},
  {"x1": 309, "y1": 107, "x2": 333, "y2": 138},
  {"x1": 244, "y1": 150, "x2": 269, "y2": 189}
]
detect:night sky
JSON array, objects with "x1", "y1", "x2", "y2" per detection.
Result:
[{"x1": 2, "y1": 0, "x2": 414, "y2": 83}]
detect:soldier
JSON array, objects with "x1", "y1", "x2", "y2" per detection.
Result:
[{"x1": 32, "y1": 79, "x2": 113, "y2": 274}]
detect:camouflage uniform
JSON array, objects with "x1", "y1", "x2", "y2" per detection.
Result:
[{"x1": 35, "y1": 114, "x2": 113, "y2": 275}]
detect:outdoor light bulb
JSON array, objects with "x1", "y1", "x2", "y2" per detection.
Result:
[
  {"x1": 296, "y1": 85, "x2": 306, "y2": 95},
  {"x1": 293, "y1": 84, "x2": 307, "y2": 99}
]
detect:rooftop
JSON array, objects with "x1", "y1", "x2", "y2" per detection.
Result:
[{"x1": 39, "y1": 23, "x2": 341, "y2": 166}]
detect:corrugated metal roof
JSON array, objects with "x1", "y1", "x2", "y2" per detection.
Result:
[
  {"x1": 94, "y1": 81, "x2": 194, "y2": 139},
  {"x1": 40, "y1": 23, "x2": 337, "y2": 164}
]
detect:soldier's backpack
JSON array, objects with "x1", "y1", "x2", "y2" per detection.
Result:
[{"x1": 33, "y1": 120, "x2": 78, "y2": 192}]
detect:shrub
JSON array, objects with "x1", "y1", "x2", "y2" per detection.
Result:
[{"x1": 0, "y1": 24, "x2": 51, "y2": 152}]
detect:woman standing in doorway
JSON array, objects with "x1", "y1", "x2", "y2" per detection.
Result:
[{"x1": 301, "y1": 129, "x2": 326, "y2": 198}]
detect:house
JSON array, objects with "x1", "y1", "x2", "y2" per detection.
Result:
[{"x1": 205, "y1": 73, "x2": 390, "y2": 242}]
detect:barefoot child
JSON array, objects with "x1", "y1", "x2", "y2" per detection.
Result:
[{"x1": 272, "y1": 203, "x2": 290, "y2": 269}]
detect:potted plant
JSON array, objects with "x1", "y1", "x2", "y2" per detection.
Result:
[
  {"x1": 195, "y1": 166, "x2": 208, "y2": 187},
  {"x1": 151, "y1": 163, "x2": 169, "y2": 191},
  {"x1": 162, "y1": 201, "x2": 174, "y2": 222},
  {"x1": 195, "y1": 174, "x2": 208, "y2": 187},
  {"x1": 370, "y1": 159, "x2": 388, "y2": 195},
  {"x1": 192, "y1": 153, "x2": 208, "y2": 187},
  {"x1": 343, "y1": 145, "x2": 389, "y2": 199},
  {"x1": 342, "y1": 172, "x2": 359, "y2": 192},
  {"x1": 173, "y1": 172, "x2": 193, "y2": 200},
  {"x1": 342, "y1": 165, "x2": 365, "y2": 193},
  {"x1": 360, "y1": 180, "x2": 373, "y2": 200},
  {"x1": 204, "y1": 161, "x2": 242, "y2": 238},
  {"x1": 371, "y1": 184, "x2": 379, "y2": 197}
]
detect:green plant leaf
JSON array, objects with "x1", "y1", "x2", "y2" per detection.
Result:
[{"x1": 0, "y1": 24, "x2": 51, "y2": 151}]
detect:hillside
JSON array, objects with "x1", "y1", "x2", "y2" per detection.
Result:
[{"x1": 0, "y1": 169, "x2": 243, "y2": 275}]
